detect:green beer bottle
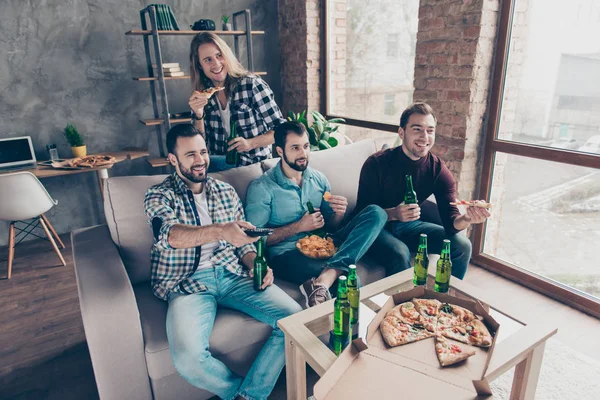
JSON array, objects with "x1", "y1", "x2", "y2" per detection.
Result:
[
  {"x1": 226, "y1": 120, "x2": 239, "y2": 166},
  {"x1": 413, "y1": 234, "x2": 428, "y2": 286},
  {"x1": 435, "y1": 239, "x2": 452, "y2": 293},
  {"x1": 253, "y1": 237, "x2": 268, "y2": 291},
  {"x1": 347, "y1": 265, "x2": 359, "y2": 325},
  {"x1": 333, "y1": 276, "x2": 351, "y2": 355},
  {"x1": 404, "y1": 175, "x2": 418, "y2": 204},
  {"x1": 305, "y1": 201, "x2": 327, "y2": 237}
]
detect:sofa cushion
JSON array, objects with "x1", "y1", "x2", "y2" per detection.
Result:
[
  {"x1": 261, "y1": 139, "x2": 377, "y2": 215},
  {"x1": 134, "y1": 283, "x2": 273, "y2": 380},
  {"x1": 103, "y1": 164, "x2": 263, "y2": 284}
]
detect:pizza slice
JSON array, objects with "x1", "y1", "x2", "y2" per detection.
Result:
[
  {"x1": 201, "y1": 86, "x2": 225, "y2": 97},
  {"x1": 412, "y1": 298, "x2": 442, "y2": 318},
  {"x1": 323, "y1": 191, "x2": 332, "y2": 201},
  {"x1": 386, "y1": 301, "x2": 422, "y2": 323},
  {"x1": 439, "y1": 319, "x2": 493, "y2": 348},
  {"x1": 449, "y1": 199, "x2": 493, "y2": 208},
  {"x1": 379, "y1": 316, "x2": 435, "y2": 347},
  {"x1": 437, "y1": 303, "x2": 479, "y2": 328},
  {"x1": 435, "y1": 335, "x2": 476, "y2": 367}
]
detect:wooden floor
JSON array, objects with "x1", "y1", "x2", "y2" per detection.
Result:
[{"x1": 0, "y1": 235, "x2": 598, "y2": 399}]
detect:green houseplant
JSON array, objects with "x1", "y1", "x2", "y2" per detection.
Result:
[
  {"x1": 221, "y1": 15, "x2": 232, "y2": 31},
  {"x1": 63, "y1": 123, "x2": 86, "y2": 157},
  {"x1": 287, "y1": 110, "x2": 345, "y2": 151}
]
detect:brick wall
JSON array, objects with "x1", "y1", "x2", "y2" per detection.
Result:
[{"x1": 278, "y1": 0, "x2": 321, "y2": 116}]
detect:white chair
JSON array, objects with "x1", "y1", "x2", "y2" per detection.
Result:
[{"x1": 0, "y1": 171, "x2": 65, "y2": 278}]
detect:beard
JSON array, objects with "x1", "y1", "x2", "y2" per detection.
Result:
[
  {"x1": 283, "y1": 151, "x2": 308, "y2": 171},
  {"x1": 178, "y1": 160, "x2": 207, "y2": 183}
]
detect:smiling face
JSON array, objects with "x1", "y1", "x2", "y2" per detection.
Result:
[
  {"x1": 168, "y1": 135, "x2": 210, "y2": 184},
  {"x1": 277, "y1": 132, "x2": 310, "y2": 172},
  {"x1": 398, "y1": 113, "x2": 437, "y2": 160},
  {"x1": 197, "y1": 43, "x2": 228, "y2": 85}
]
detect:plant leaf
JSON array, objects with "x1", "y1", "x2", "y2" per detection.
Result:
[
  {"x1": 314, "y1": 119, "x2": 324, "y2": 138},
  {"x1": 327, "y1": 137, "x2": 339, "y2": 147},
  {"x1": 321, "y1": 131, "x2": 330, "y2": 141},
  {"x1": 310, "y1": 145, "x2": 320, "y2": 151},
  {"x1": 328, "y1": 118, "x2": 346, "y2": 124},
  {"x1": 307, "y1": 127, "x2": 318, "y2": 145},
  {"x1": 318, "y1": 139, "x2": 332, "y2": 150}
]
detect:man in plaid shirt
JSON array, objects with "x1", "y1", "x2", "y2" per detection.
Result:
[
  {"x1": 188, "y1": 32, "x2": 286, "y2": 172},
  {"x1": 144, "y1": 124, "x2": 301, "y2": 400}
]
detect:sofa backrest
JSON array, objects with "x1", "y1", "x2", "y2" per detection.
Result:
[
  {"x1": 103, "y1": 163, "x2": 264, "y2": 284},
  {"x1": 103, "y1": 140, "x2": 377, "y2": 284}
]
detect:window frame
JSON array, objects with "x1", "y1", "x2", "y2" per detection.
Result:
[{"x1": 473, "y1": 0, "x2": 600, "y2": 318}]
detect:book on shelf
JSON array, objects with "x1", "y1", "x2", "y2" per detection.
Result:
[
  {"x1": 163, "y1": 71, "x2": 185, "y2": 77},
  {"x1": 152, "y1": 62, "x2": 180, "y2": 69},
  {"x1": 160, "y1": 67, "x2": 181, "y2": 73}
]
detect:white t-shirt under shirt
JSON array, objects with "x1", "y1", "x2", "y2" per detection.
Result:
[
  {"x1": 217, "y1": 98, "x2": 231, "y2": 136},
  {"x1": 192, "y1": 190, "x2": 220, "y2": 271}
]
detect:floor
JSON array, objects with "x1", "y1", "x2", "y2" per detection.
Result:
[{"x1": 0, "y1": 234, "x2": 598, "y2": 399}]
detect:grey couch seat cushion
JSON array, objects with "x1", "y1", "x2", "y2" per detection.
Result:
[{"x1": 134, "y1": 283, "x2": 273, "y2": 380}]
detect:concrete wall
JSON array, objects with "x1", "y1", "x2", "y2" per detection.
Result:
[{"x1": 0, "y1": 0, "x2": 281, "y2": 245}]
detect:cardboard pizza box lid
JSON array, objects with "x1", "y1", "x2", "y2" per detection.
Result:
[{"x1": 315, "y1": 286, "x2": 499, "y2": 398}]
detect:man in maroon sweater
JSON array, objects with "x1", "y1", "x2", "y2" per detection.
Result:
[{"x1": 355, "y1": 102, "x2": 490, "y2": 279}]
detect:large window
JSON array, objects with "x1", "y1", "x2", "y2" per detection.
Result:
[
  {"x1": 476, "y1": 0, "x2": 600, "y2": 316},
  {"x1": 325, "y1": 0, "x2": 419, "y2": 143}
]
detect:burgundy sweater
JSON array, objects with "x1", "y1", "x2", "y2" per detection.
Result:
[{"x1": 356, "y1": 146, "x2": 461, "y2": 235}]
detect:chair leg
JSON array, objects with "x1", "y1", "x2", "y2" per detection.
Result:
[
  {"x1": 41, "y1": 214, "x2": 65, "y2": 249},
  {"x1": 39, "y1": 217, "x2": 66, "y2": 266},
  {"x1": 7, "y1": 223, "x2": 15, "y2": 279}
]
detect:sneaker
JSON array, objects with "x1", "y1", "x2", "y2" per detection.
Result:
[{"x1": 299, "y1": 278, "x2": 332, "y2": 308}]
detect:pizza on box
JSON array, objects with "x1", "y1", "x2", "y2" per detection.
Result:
[{"x1": 379, "y1": 298, "x2": 494, "y2": 368}]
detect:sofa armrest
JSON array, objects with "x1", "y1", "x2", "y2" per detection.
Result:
[{"x1": 72, "y1": 225, "x2": 152, "y2": 400}]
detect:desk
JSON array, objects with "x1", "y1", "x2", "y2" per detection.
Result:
[{"x1": 0, "y1": 150, "x2": 149, "y2": 200}]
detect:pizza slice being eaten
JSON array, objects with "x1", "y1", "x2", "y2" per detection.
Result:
[
  {"x1": 435, "y1": 335, "x2": 476, "y2": 367},
  {"x1": 201, "y1": 86, "x2": 225, "y2": 97},
  {"x1": 450, "y1": 199, "x2": 493, "y2": 208}
]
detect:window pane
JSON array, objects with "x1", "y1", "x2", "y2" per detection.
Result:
[
  {"x1": 497, "y1": 0, "x2": 600, "y2": 155},
  {"x1": 483, "y1": 153, "x2": 600, "y2": 298},
  {"x1": 338, "y1": 125, "x2": 398, "y2": 151},
  {"x1": 327, "y1": 0, "x2": 419, "y2": 125}
]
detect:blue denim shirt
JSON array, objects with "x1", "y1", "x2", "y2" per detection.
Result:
[{"x1": 245, "y1": 162, "x2": 335, "y2": 258}]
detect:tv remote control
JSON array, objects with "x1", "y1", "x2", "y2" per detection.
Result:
[{"x1": 244, "y1": 228, "x2": 274, "y2": 237}]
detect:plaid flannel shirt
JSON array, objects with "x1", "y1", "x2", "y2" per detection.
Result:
[
  {"x1": 144, "y1": 173, "x2": 256, "y2": 301},
  {"x1": 194, "y1": 75, "x2": 285, "y2": 166}
]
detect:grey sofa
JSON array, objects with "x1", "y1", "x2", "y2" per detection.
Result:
[{"x1": 72, "y1": 139, "x2": 441, "y2": 400}]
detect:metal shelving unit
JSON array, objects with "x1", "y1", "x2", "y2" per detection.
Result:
[{"x1": 127, "y1": 6, "x2": 265, "y2": 166}]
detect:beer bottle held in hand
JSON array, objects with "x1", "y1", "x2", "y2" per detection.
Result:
[
  {"x1": 333, "y1": 276, "x2": 351, "y2": 355},
  {"x1": 404, "y1": 175, "x2": 418, "y2": 204},
  {"x1": 226, "y1": 120, "x2": 239, "y2": 166},
  {"x1": 435, "y1": 239, "x2": 452, "y2": 293},
  {"x1": 305, "y1": 201, "x2": 327, "y2": 237},
  {"x1": 413, "y1": 234, "x2": 428, "y2": 286},
  {"x1": 347, "y1": 265, "x2": 359, "y2": 325},
  {"x1": 253, "y1": 237, "x2": 268, "y2": 291}
]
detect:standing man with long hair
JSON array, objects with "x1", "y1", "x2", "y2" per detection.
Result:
[{"x1": 188, "y1": 32, "x2": 285, "y2": 172}]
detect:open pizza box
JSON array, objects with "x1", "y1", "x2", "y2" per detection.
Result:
[{"x1": 314, "y1": 286, "x2": 500, "y2": 400}]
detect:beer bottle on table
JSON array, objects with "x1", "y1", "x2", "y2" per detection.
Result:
[
  {"x1": 404, "y1": 175, "x2": 418, "y2": 204},
  {"x1": 435, "y1": 239, "x2": 452, "y2": 293},
  {"x1": 333, "y1": 276, "x2": 351, "y2": 355},
  {"x1": 347, "y1": 265, "x2": 359, "y2": 325},
  {"x1": 253, "y1": 237, "x2": 268, "y2": 291},
  {"x1": 226, "y1": 120, "x2": 239, "y2": 166},
  {"x1": 413, "y1": 234, "x2": 429, "y2": 286},
  {"x1": 305, "y1": 201, "x2": 327, "y2": 237}
]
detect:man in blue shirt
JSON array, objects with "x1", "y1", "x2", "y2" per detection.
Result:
[{"x1": 245, "y1": 121, "x2": 388, "y2": 307}]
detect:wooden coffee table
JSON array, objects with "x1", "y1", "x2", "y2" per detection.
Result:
[{"x1": 277, "y1": 269, "x2": 557, "y2": 400}]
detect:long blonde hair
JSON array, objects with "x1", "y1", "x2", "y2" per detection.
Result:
[{"x1": 189, "y1": 32, "x2": 249, "y2": 97}]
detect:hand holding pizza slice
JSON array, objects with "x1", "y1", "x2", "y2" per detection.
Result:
[{"x1": 450, "y1": 199, "x2": 493, "y2": 208}]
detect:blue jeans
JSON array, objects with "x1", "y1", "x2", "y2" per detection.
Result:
[
  {"x1": 208, "y1": 155, "x2": 237, "y2": 173},
  {"x1": 166, "y1": 267, "x2": 302, "y2": 400},
  {"x1": 269, "y1": 205, "x2": 388, "y2": 288},
  {"x1": 369, "y1": 220, "x2": 472, "y2": 279}
]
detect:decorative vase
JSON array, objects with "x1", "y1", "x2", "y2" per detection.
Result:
[
  {"x1": 72, "y1": 145, "x2": 87, "y2": 158},
  {"x1": 223, "y1": 23, "x2": 232, "y2": 31}
]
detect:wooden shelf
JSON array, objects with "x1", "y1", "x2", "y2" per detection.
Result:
[
  {"x1": 147, "y1": 157, "x2": 170, "y2": 168},
  {"x1": 132, "y1": 71, "x2": 266, "y2": 82},
  {"x1": 140, "y1": 118, "x2": 192, "y2": 126},
  {"x1": 126, "y1": 29, "x2": 265, "y2": 36}
]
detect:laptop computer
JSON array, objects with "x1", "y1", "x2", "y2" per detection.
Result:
[{"x1": 0, "y1": 136, "x2": 38, "y2": 171}]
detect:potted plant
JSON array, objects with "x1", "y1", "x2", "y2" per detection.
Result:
[
  {"x1": 222, "y1": 15, "x2": 232, "y2": 31},
  {"x1": 63, "y1": 123, "x2": 86, "y2": 157},
  {"x1": 287, "y1": 110, "x2": 346, "y2": 151}
]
